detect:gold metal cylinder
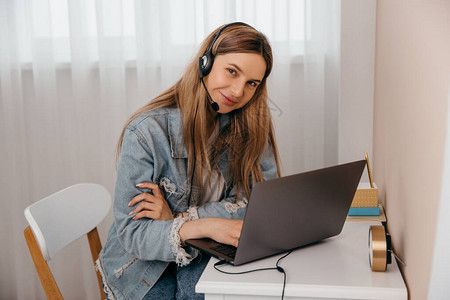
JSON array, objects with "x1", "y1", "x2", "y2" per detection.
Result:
[{"x1": 369, "y1": 225, "x2": 387, "y2": 271}]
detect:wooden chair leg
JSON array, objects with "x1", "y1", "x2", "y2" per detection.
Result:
[
  {"x1": 24, "y1": 226, "x2": 63, "y2": 300},
  {"x1": 87, "y1": 227, "x2": 106, "y2": 300}
]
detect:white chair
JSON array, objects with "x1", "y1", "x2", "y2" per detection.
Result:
[{"x1": 24, "y1": 183, "x2": 111, "y2": 300}]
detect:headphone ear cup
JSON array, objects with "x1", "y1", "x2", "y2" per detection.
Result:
[{"x1": 199, "y1": 52, "x2": 214, "y2": 78}]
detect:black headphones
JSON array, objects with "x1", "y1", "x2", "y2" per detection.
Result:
[{"x1": 198, "y1": 22, "x2": 253, "y2": 78}]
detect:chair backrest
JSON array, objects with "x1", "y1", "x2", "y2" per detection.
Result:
[
  {"x1": 24, "y1": 183, "x2": 111, "y2": 299},
  {"x1": 25, "y1": 183, "x2": 111, "y2": 260}
]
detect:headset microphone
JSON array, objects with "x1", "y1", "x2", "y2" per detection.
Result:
[{"x1": 204, "y1": 83, "x2": 220, "y2": 112}]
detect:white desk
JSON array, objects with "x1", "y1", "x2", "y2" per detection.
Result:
[{"x1": 196, "y1": 221, "x2": 407, "y2": 300}]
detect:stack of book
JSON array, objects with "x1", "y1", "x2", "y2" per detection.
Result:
[
  {"x1": 348, "y1": 182, "x2": 380, "y2": 216},
  {"x1": 348, "y1": 153, "x2": 381, "y2": 217}
]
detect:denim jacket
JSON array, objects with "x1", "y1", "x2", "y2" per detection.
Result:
[{"x1": 97, "y1": 107, "x2": 278, "y2": 300}]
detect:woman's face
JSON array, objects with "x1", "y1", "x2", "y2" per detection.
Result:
[{"x1": 205, "y1": 52, "x2": 266, "y2": 114}]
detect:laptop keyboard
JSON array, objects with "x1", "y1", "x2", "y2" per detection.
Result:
[{"x1": 211, "y1": 244, "x2": 237, "y2": 258}]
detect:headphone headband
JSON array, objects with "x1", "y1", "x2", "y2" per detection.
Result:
[
  {"x1": 206, "y1": 22, "x2": 251, "y2": 53},
  {"x1": 199, "y1": 22, "x2": 253, "y2": 78}
]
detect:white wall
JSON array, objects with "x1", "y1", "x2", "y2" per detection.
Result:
[
  {"x1": 339, "y1": 0, "x2": 376, "y2": 185},
  {"x1": 428, "y1": 83, "x2": 450, "y2": 299},
  {"x1": 373, "y1": 0, "x2": 450, "y2": 298}
]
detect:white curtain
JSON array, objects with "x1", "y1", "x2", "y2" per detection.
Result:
[{"x1": 0, "y1": 0, "x2": 340, "y2": 298}]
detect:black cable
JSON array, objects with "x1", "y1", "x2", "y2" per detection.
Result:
[
  {"x1": 187, "y1": 99, "x2": 200, "y2": 208},
  {"x1": 213, "y1": 250, "x2": 293, "y2": 300},
  {"x1": 187, "y1": 77, "x2": 217, "y2": 207}
]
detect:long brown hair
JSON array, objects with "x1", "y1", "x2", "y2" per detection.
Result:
[{"x1": 117, "y1": 23, "x2": 281, "y2": 199}]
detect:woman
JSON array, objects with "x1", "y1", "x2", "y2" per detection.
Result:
[{"x1": 97, "y1": 22, "x2": 281, "y2": 299}]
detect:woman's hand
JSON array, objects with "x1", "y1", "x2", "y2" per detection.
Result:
[
  {"x1": 128, "y1": 182, "x2": 174, "y2": 221},
  {"x1": 179, "y1": 218, "x2": 243, "y2": 247},
  {"x1": 207, "y1": 218, "x2": 243, "y2": 247}
]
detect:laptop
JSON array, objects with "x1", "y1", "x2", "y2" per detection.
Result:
[{"x1": 186, "y1": 159, "x2": 366, "y2": 266}]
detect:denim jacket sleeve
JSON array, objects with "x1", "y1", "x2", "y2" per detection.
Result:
[
  {"x1": 113, "y1": 125, "x2": 193, "y2": 265},
  {"x1": 189, "y1": 142, "x2": 279, "y2": 220}
]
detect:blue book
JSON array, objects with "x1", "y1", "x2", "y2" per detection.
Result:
[{"x1": 348, "y1": 206, "x2": 380, "y2": 216}]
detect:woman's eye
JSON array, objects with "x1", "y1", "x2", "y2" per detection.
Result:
[
  {"x1": 228, "y1": 68, "x2": 236, "y2": 75},
  {"x1": 248, "y1": 81, "x2": 257, "y2": 87}
]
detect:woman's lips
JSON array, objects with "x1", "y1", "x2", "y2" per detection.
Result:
[{"x1": 220, "y1": 92, "x2": 237, "y2": 106}]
